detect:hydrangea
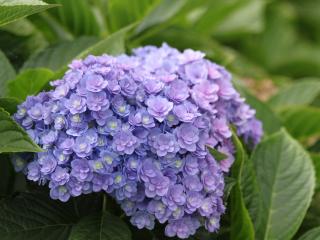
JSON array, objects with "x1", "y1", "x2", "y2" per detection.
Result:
[{"x1": 12, "y1": 43, "x2": 262, "y2": 239}]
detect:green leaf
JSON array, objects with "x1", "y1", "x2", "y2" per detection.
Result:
[
  {"x1": 45, "y1": 0, "x2": 100, "y2": 37},
  {"x1": 297, "y1": 227, "x2": 320, "y2": 240},
  {"x1": 0, "y1": 155, "x2": 14, "y2": 196},
  {"x1": 251, "y1": 129, "x2": 315, "y2": 240},
  {"x1": 268, "y1": 80, "x2": 320, "y2": 108},
  {"x1": 0, "y1": 50, "x2": 15, "y2": 96},
  {"x1": 293, "y1": 0, "x2": 320, "y2": 42},
  {"x1": 237, "y1": 3, "x2": 295, "y2": 71},
  {"x1": 310, "y1": 153, "x2": 320, "y2": 190},
  {"x1": 69, "y1": 211, "x2": 131, "y2": 240},
  {"x1": 235, "y1": 80, "x2": 282, "y2": 135},
  {"x1": 224, "y1": 177, "x2": 236, "y2": 201},
  {"x1": 7, "y1": 68, "x2": 54, "y2": 101},
  {"x1": 42, "y1": 25, "x2": 133, "y2": 84},
  {"x1": 214, "y1": 0, "x2": 266, "y2": 37},
  {"x1": 0, "y1": 192, "x2": 76, "y2": 240},
  {"x1": 0, "y1": 0, "x2": 58, "y2": 27},
  {"x1": 76, "y1": 24, "x2": 134, "y2": 59},
  {"x1": 230, "y1": 133, "x2": 255, "y2": 240},
  {"x1": 22, "y1": 37, "x2": 98, "y2": 71},
  {"x1": 107, "y1": 0, "x2": 159, "y2": 33},
  {"x1": 0, "y1": 154, "x2": 26, "y2": 196},
  {"x1": 0, "y1": 97, "x2": 21, "y2": 115},
  {"x1": 0, "y1": 108, "x2": 41, "y2": 153},
  {"x1": 207, "y1": 145, "x2": 228, "y2": 161},
  {"x1": 241, "y1": 151, "x2": 260, "y2": 225},
  {"x1": 136, "y1": 0, "x2": 187, "y2": 33},
  {"x1": 193, "y1": 0, "x2": 265, "y2": 36},
  {"x1": 279, "y1": 106, "x2": 320, "y2": 139}
]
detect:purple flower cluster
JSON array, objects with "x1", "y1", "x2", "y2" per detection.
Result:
[{"x1": 12, "y1": 44, "x2": 262, "y2": 239}]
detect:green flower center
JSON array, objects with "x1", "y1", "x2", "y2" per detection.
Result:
[
  {"x1": 94, "y1": 162, "x2": 103, "y2": 170},
  {"x1": 72, "y1": 114, "x2": 81, "y2": 123},
  {"x1": 59, "y1": 186, "x2": 67, "y2": 194},
  {"x1": 115, "y1": 175, "x2": 122, "y2": 183},
  {"x1": 104, "y1": 156, "x2": 113, "y2": 164},
  {"x1": 108, "y1": 121, "x2": 117, "y2": 129},
  {"x1": 118, "y1": 106, "x2": 126, "y2": 113}
]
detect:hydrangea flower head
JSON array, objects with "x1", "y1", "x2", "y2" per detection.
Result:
[{"x1": 12, "y1": 43, "x2": 262, "y2": 239}]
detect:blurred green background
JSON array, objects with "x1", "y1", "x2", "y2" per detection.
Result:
[
  {"x1": 3, "y1": 0, "x2": 320, "y2": 81},
  {"x1": 1, "y1": 0, "x2": 320, "y2": 239}
]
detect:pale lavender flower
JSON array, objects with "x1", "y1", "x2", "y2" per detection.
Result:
[
  {"x1": 65, "y1": 94, "x2": 87, "y2": 114},
  {"x1": 27, "y1": 161, "x2": 40, "y2": 181},
  {"x1": 40, "y1": 155, "x2": 57, "y2": 175},
  {"x1": 73, "y1": 136, "x2": 92, "y2": 157},
  {"x1": 50, "y1": 185, "x2": 70, "y2": 202},
  {"x1": 130, "y1": 211, "x2": 155, "y2": 230},
  {"x1": 146, "y1": 95, "x2": 173, "y2": 122},
  {"x1": 112, "y1": 130, "x2": 139, "y2": 155},
  {"x1": 70, "y1": 159, "x2": 92, "y2": 182},
  {"x1": 120, "y1": 77, "x2": 137, "y2": 97},
  {"x1": 84, "y1": 73, "x2": 108, "y2": 92},
  {"x1": 185, "y1": 60, "x2": 208, "y2": 84},
  {"x1": 165, "y1": 217, "x2": 200, "y2": 239},
  {"x1": 51, "y1": 166, "x2": 70, "y2": 185},
  {"x1": 27, "y1": 103, "x2": 43, "y2": 120},
  {"x1": 149, "y1": 132, "x2": 179, "y2": 157},
  {"x1": 165, "y1": 80, "x2": 189, "y2": 103},
  {"x1": 191, "y1": 80, "x2": 219, "y2": 110},
  {"x1": 86, "y1": 91, "x2": 109, "y2": 111},
  {"x1": 143, "y1": 78, "x2": 164, "y2": 94},
  {"x1": 112, "y1": 95, "x2": 130, "y2": 117},
  {"x1": 173, "y1": 101, "x2": 200, "y2": 123},
  {"x1": 175, "y1": 123, "x2": 200, "y2": 152}
]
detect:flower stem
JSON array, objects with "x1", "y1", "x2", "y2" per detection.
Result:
[{"x1": 102, "y1": 194, "x2": 107, "y2": 213}]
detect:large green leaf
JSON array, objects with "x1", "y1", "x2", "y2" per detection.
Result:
[
  {"x1": 0, "y1": 192, "x2": 126, "y2": 240},
  {"x1": 0, "y1": 192, "x2": 76, "y2": 240},
  {"x1": 251, "y1": 129, "x2": 315, "y2": 240},
  {"x1": 69, "y1": 211, "x2": 131, "y2": 240},
  {"x1": 0, "y1": 50, "x2": 15, "y2": 96},
  {"x1": 22, "y1": 37, "x2": 98, "y2": 71},
  {"x1": 7, "y1": 68, "x2": 54, "y2": 100},
  {"x1": 268, "y1": 80, "x2": 320, "y2": 108},
  {"x1": 279, "y1": 106, "x2": 320, "y2": 139},
  {"x1": 230, "y1": 133, "x2": 255, "y2": 240},
  {"x1": 0, "y1": 0, "x2": 58, "y2": 27},
  {"x1": 297, "y1": 227, "x2": 320, "y2": 240},
  {"x1": 241, "y1": 151, "x2": 260, "y2": 225},
  {"x1": 0, "y1": 108, "x2": 41, "y2": 153}
]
